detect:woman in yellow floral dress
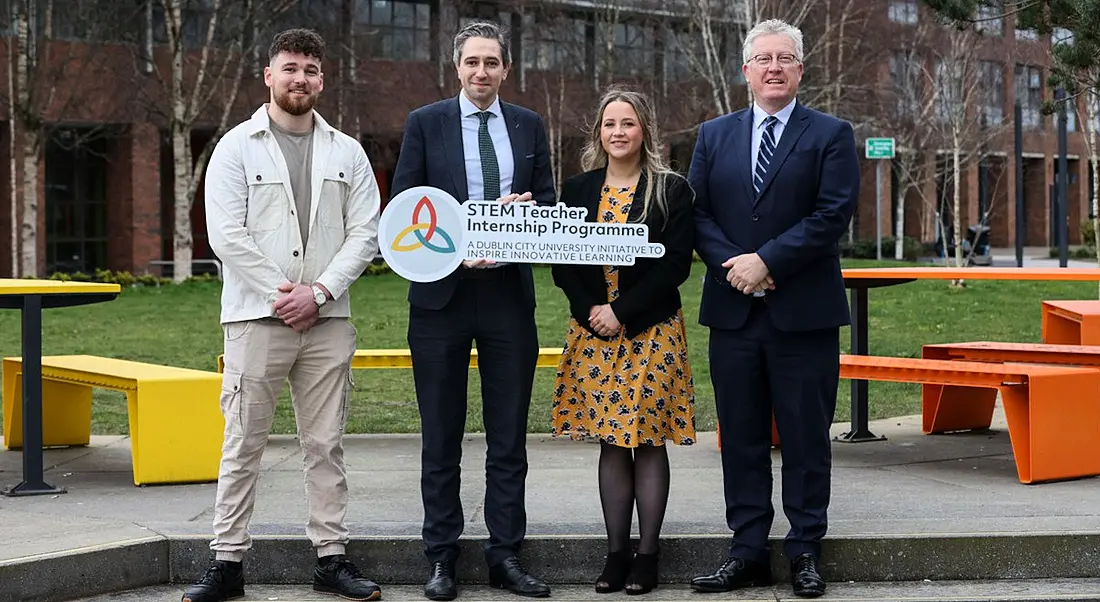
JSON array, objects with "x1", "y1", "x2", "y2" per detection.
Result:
[{"x1": 550, "y1": 88, "x2": 696, "y2": 595}]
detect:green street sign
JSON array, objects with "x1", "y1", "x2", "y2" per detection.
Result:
[{"x1": 866, "y1": 137, "x2": 895, "y2": 159}]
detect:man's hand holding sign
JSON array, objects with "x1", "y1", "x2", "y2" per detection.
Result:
[
  {"x1": 462, "y1": 191, "x2": 534, "y2": 269},
  {"x1": 380, "y1": 186, "x2": 665, "y2": 284}
]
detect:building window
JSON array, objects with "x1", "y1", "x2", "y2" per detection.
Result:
[
  {"x1": 610, "y1": 22, "x2": 655, "y2": 77},
  {"x1": 663, "y1": 26, "x2": 694, "y2": 82},
  {"x1": 359, "y1": 0, "x2": 431, "y2": 61},
  {"x1": 978, "y1": 61, "x2": 1003, "y2": 127},
  {"x1": 1014, "y1": 64, "x2": 1042, "y2": 129},
  {"x1": 1015, "y1": 27, "x2": 1037, "y2": 41},
  {"x1": 522, "y1": 14, "x2": 586, "y2": 74},
  {"x1": 45, "y1": 130, "x2": 108, "y2": 275},
  {"x1": 934, "y1": 58, "x2": 963, "y2": 123},
  {"x1": 889, "y1": 49, "x2": 921, "y2": 118},
  {"x1": 888, "y1": 0, "x2": 918, "y2": 24},
  {"x1": 975, "y1": 2, "x2": 1003, "y2": 36}
]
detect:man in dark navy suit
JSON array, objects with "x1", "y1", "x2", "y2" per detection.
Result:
[
  {"x1": 389, "y1": 20, "x2": 555, "y2": 602},
  {"x1": 686, "y1": 18, "x2": 859, "y2": 600}
]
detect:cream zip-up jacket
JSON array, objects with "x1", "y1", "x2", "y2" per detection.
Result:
[{"x1": 205, "y1": 105, "x2": 380, "y2": 324}]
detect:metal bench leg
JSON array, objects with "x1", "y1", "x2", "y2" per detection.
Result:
[
  {"x1": 921, "y1": 384, "x2": 997, "y2": 434},
  {"x1": 129, "y1": 379, "x2": 223, "y2": 486},
  {"x1": 1003, "y1": 373, "x2": 1100, "y2": 484},
  {"x1": 3, "y1": 376, "x2": 92, "y2": 448}
]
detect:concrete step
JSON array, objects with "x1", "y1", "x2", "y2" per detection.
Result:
[
  {"x1": 8, "y1": 534, "x2": 1100, "y2": 602},
  {"x1": 71, "y1": 581, "x2": 1100, "y2": 602}
]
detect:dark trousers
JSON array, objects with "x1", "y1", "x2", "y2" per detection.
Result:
[
  {"x1": 407, "y1": 266, "x2": 539, "y2": 566},
  {"x1": 709, "y1": 299, "x2": 839, "y2": 563}
]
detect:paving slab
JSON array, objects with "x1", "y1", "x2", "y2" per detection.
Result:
[
  {"x1": 2, "y1": 409, "x2": 1100, "y2": 602},
  {"x1": 69, "y1": 581, "x2": 1100, "y2": 602}
]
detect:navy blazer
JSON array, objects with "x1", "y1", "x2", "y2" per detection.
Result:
[
  {"x1": 688, "y1": 101, "x2": 859, "y2": 332},
  {"x1": 550, "y1": 168, "x2": 696, "y2": 340},
  {"x1": 390, "y1": 96, "x2": 556, "y2": 310}
]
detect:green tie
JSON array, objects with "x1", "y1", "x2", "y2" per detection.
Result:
[{"x1": 477, "y1": 111, "x2": 500, "y2": 200}]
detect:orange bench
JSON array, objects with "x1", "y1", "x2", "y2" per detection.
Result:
[
  {"x1": 924, "y1": 341, "x2": 1100, "y2": 367},
  {"x1": 921, "y1": 340, "x2": 1100, "y2": 433},
  {"x1": 1041, "y1": 300, "x2": 1100, "y2": 345},
  {"x1": 837, "y1": 354, "x2": 1100, "y2": 484}
]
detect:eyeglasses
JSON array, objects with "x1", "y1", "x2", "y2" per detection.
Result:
[{"x1": 748, "y1": 53, "x2": 800, "y2": 67}]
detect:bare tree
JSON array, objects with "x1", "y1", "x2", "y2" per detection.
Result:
[
  {"x1": 518, "y1": 4, "x2": 590, "y2": 192},
  {"x1": 878, "y1": 19, "x2": 944, "y2": 257},
  {"x1": 138, "y1": 0, "x2": 294, "y2": 282},
  {"x1": 924, "y1": 27, "x2": 1008, "y2": 269},
  {"x1": 676, "y1": 0, "x2": 873, "y2": 121},
  {"x1": 679, "y1": 0, "x2": 741, "y2": 115},
  {"x1": 3, "y1": 0, "x2": 124, "y2": 277},
  {"x1": 1071, "y1": 88, "x2": 1099, "y2": 284}
]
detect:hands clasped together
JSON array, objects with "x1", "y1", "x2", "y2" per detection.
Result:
[
  {"x1": 273, "y1": 281, "x2": 327, "y2": 332},
  {"x1": 462, "y1": 191, "x2": 535, "y2": 269},
  {"x1": 722, "y1": 253, "x2": 775, "y2": 295},
  {"x1": 588, "y1": 304, "x2": 622, "y2": 337}
]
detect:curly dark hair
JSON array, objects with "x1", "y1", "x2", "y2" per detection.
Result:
[{"x1": 268, "y1": 28, "x2": 325, "y2": 63}]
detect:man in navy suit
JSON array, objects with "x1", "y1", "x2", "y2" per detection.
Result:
[
  {"x1": 686, "y1": 18, "x2": 859, "y2": 599},
  {"x1": 390, "y1": 20, "x2": 554, "y2": 602}
]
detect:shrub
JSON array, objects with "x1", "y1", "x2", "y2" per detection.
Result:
[{"x1": 840, "y1": 236, "x2": 922, "y2": 261}]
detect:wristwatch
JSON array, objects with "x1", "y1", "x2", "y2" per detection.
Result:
[{"x1": 311, "y1": 285, "x2": 327, "y2": 307}]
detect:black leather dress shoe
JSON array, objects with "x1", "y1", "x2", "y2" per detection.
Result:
[
  {"x1": 689, "y1": 556, "x2": 771, "y2": 592},
  {"x1": 489, "y1": 557, "x2": 551, "y2": 597},
  {"x1": 790, "y1": 553, "x2": 826, "y2": 598},
  {"x1": 424, "y1": 560, "x2": 457, "y2": 601}
]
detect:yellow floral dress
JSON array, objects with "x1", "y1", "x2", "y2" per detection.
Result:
[{"x1": 550, "y1": 184, "x2": 696, "y2": 448}]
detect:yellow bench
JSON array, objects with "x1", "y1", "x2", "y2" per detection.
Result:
[
  {"x1": 3, "y1": 355, "x2": 224, "y2": 486},
  {"x1": 217, "y1": 347, "x2": 566, "y2": 372}
]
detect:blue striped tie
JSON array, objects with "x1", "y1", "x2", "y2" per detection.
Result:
[{"x1": 754, "y1": 116, "x2": 778, "y2": 197}]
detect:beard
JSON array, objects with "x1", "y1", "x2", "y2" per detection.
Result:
[{"x1": 274, "y1": 88, "x2": 317, "y2": 116}]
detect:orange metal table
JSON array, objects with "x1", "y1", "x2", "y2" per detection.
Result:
[
  {"x1": 839, "y1": 267, "x2": 1100, "y2": 443},
  {"x1": 1040, "y1": 299, "x2": 1100, "y2": 345}
]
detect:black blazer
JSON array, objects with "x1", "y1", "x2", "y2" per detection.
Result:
[
  {"x1": 390, "y1": 96, "x2": 556, "y2": 310},
  {"x1": 551, "y1": 168, "x2": 696, "y2": 340}
]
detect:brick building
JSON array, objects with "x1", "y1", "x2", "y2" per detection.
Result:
[
  {"x1": 862, "y1": 0, "x2": 1097, "y2": 254},
  {"x1": 0, "y1": 0, "x2": 1093, "y2": 278}
]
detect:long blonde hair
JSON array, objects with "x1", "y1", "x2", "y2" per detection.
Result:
[{"x1": 580, "y1": 88, "x2": 684, "y2": 224}]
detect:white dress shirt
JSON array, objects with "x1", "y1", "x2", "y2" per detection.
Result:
[
  {"x1": 204, "y1": 105, "x2": 381, "y2": 324},
  {"x1": 459, "y1": 91, "x2": 514, "y2": 201},
  {"x1": 751, "y1": 98, "x2": 798, "y2": 178}
]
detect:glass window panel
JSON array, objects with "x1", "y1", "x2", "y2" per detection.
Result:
[
  {"x1": 371, "y1": 0, "x2": 391, "y2": 25},
  {"x1": 392, "y1": 29, "x2": 413, "y2": 57},
  {"x1": 416, "y1": 2, "x2": 429, "y2": 28},
  {"x1": 393, "y1": 1, "x2": 414, "y2": 27}
]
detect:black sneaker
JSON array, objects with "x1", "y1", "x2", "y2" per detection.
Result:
[
  {"x1": 181, "y1": 560, "x2": 244, "y2": 602},
  {"x1": 313, "y1": 554, "x2": 383, "y2": 601}
]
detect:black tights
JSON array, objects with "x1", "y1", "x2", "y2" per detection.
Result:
[{"x1": 598, "y1": 441, "x2": 670, "y2": 555}]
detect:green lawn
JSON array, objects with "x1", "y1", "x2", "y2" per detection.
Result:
[{"x1": 1, "y1": 259, "x2": 1097, "y2": 436}]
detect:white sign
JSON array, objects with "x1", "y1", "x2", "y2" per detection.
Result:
[{"x1": 379, "y1": 186, "x2": 664, "y2": 283}]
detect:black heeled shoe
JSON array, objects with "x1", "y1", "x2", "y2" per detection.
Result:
[
  {"x1": 625, "y1": 552, "x2": 658, "y2": 595},
  {"x1": 594, "y1": 550, "x2": 633, "y2": 593}
]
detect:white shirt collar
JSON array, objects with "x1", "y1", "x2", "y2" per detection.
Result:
[
  {"x1": 753, "y1": 98, "x2": 797, "y2": 128},
  {"x1": 459, "y1": 90, "x2": 503, "y2": 119}
]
